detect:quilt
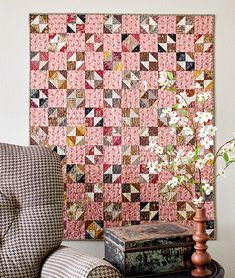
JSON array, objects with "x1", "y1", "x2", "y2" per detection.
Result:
[{"x1": 29, "y1": 14, "x2": 215, "y2": 240}]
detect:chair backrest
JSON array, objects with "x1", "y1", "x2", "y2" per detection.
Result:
[{"x1": 0, "y1": 143, "x2": 64, "y2": 277}]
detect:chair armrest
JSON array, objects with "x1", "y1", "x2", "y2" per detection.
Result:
[{"x1": 41, "y1": 246, "x2": 122, "y2": 278}]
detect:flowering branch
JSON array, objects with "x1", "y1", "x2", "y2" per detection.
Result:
[{"x1": 147, "y1": 71, "x2": 235, "y2": 206}]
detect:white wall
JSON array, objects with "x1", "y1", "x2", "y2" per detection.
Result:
[{"x1": 0, "y1": 0, "x2": 235, "y2": 276}]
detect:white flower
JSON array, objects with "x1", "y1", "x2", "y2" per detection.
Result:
[
  {"x1": 169, "y1": 111, "x2": 179, "y2": 125},
  {"x1": 206, "y1": 125, "x2": 217, "y2": 137},
  {"x1": 218, "y1": 168, "x2": 226, "y2": 178},
  {"x1": 198, "y1": 92, "x2": 210, "y2": 102},
  {"x1": 158, "y1": 71, "x2": 168, "y2": 87},
  {"x1": 156, "y1": 163, "x2": 163, "y2": 173},
  {"x1": 176, "y1": 94, "x2": 186, "y2": 108},
  {"x1": 194, "y1": 113, "x2": 204, "y2": 124},
  {"x1": 199, "y1": 125, "x2": 217, "y2": 138},
  {"x1": 155, "y1": 145, "x2": 164, "y2": 155},
  {"x1": 169, "y1": 116, "x2": 179, "y2": 125},
  {"x1": 187, "y1": 151, "x2": 195, "y2": 159},
  {"x1": 166, "y1": 177, "x2": 178, "y2": 188},
  {"x1": 176, "y1": 149, "x2": 185, "y2": 159},
  {"x1": 179, "y1": 117, "x2": 189, "y2": 126},
  {"x1": 195, "y1": 112, "x2": 213, "y2": 124},
  {"x1": 177, "y1": 103, "x2": 185, "y2": 109},
  {"x1": 173, "y1": 157, "x2": 181, "y2": 166},
  {"x1": 163, "y1": 160, "x2": 169, "y2": 166},
  {"x1": 181, "y1": 156, "x2": 191, "y2": 164},
  {"x1": 200, "y1": 137, "x2": 214, "y2": 149},
  {"x1": 202, "y1": 183, "x2": 213, "y2": 195},
  {"x1": 178, "y1": 175, "x2": 188, "y2": 183},
  {"x1": 160, "y1": 107, "x2": 172, "y2": 118},
  {"x1": 195, "y1": 158, "x2": 205, "y2": 170},
  {"x1": 204, "y1": 112, "x2": 213, "y2": 122},
  {"x1": 199, "y1": 126, "x2": 207, "y2": 138},
  {"x1": 222, "y1": 142, "x2": 235, "y2": 153},
  {"x1": 169, "y1": 111, "x2": 178, "y2": 118},
  {"x1": 205, "y1": 152, "x2": 214, "y2": 161},
  {"x1": 193, "y1": 196, "x2": 204, "y2": 205},
  {"x1": 183, "y1": 127, "x2": 194, "y2": 136}
]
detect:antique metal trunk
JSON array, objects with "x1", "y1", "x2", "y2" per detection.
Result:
[{"x1": 104, "y1": 222, "x2": 195, "y2": 277}]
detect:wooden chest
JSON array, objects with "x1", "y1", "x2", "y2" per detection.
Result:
[{"x1": 104, "y1": 222, "x2": 195, "y2": 277}]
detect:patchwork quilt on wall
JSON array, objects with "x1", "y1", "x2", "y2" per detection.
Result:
[{"x1": 29, "y1": 14, "x2": 215, "y2": 240}]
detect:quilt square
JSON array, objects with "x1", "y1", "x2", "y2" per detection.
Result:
[
  {"x1": 30, "y1": 89, "x2": 48, "y2": 108},
  {"x1": 30, "y1": 14, "x2": 48, "y2": 33},
  {"x1": 48, "y1": 108, "x2": 67, "y2": 126},
  {"x1": 122, "y1": 146, "x2": 140, "y2": 165},
  {"x1": 176, "y1": 16, "x2": 195, "y2": 34},
  {"x1": 103, "y1": 89, "x2": 121, "y2": 107},
  {"x1": 67, "y1": 14, "x2": 86, "y2": 33},
  {"x1": 85, "y1": 146, "x2": 103, "y2": 165},
  {"x1": 122, "y1": 183, "x2": 140, "y2": 202},
  {"x1": 104, "y1": 52, "x2": 122, "y2": 71},
  {"x1": 122, "y1": 108, "x2": 140, "y2": 127},
  {"x1": 85, "y1": 184, "x2": 103, "y2": 202},
  {"x1": 140, "y1": 202, "x2": 159, "y2": 221},
  {"x1": 67, "y1": 52, "x2": 85, "y2": 70},
  {"x1": 67, "y1": 89, "x2": 85, "y2": 108},
  {"x1": 140, "y1": 15, "x2": 158, "y2": 34},
  {"x1": 48, "y1": 15, "x2": 67, "y2": 33},
  {"x1": 30, "y1": 52, "x2": 48, "y2": 70},
  {"x1": 103, "y1": 127, "x2": 122, "y2": 146},
  {"x1": 104, "y1": 202, "x2": 122, "y2": 221},
  {"x1": 48, "y1": 34, "x2": 67, "y2": 52},
  {"x1": 85, "y1": 34, "x2": 103, "y2": 52},
  {"x1": 85, "y1": 108, "x2": 103, "y2": 127},
  {"x1": 104, "y1": 14, "x2": 122, "y2": 34},
  {"x1": 103, "y1": 164, "x2": 122, "y2": 183},
  {"x1": 122, "y1": 34, "x2": 140, "y2": 52},
  {"x1": 158, "y1": 34, "x2": 176, "y2": 52},
  {"x1": 30, "y1": 13, "x2": 215, "y2": 240},
  {"x1": 49, "y1": 70, "x2": 67, "y2": 89},
  {"x1": 67, "y1": 164, "x2": 85, "y2": 183},
  {"x1": 67, "y1": 126, "x2": 85, "y2": 146}
]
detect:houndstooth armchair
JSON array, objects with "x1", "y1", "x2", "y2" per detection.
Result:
[{"x1": 0, "y1": 143, "x2": 121, "y2": 278}]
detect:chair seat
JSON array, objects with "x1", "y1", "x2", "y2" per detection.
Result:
[{"x1": 41, "y1": 246, "x2": 122, "y2": 278}]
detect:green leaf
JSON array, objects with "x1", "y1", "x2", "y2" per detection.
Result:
[
  {"x1": 168, "y1": 87, "x2": 176, "y2": 93},
  {"x1": 193, "y1": 148, "x2": 199, "y2": 161},
  {"x1": 224, "y1": 152, "x2": 229, "y2": 163},
  {"x1": 178, "y1": 110, "x2": 188, "y2": 116},
  {"x1": 173, "y1": 103, "x2": 179, "y2": 109},
  {"x1": 166, "y1": 144, "x2": 173, "y2": 153},
  {"x1": 169, "y1": 163, "x2": 174, "y2": 172},
  {"x1": 167, "y1": 71, "x2": 174, "y2": 80}
]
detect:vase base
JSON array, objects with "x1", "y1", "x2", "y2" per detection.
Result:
[{"x1": 191, "y1": 268, "x2": 212, "y2": 277}]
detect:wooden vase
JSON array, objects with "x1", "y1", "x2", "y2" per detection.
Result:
[{"x1": 191, "y1": 204, "x2": 212, "y2": 277}]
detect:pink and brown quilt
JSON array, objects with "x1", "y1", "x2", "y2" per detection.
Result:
[{"x1": 29, "y1": 14, "x2": 215, "y2": 240}]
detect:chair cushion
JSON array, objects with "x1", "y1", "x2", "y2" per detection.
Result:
[
  {"x1": 41, "y1": 246, "x2": 122, "y2": 278},
  {"x1": 0, "y1": 143, "x2": 64, "y2": 278}
]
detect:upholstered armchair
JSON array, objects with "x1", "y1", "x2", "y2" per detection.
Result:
[{"x1": 0, "y1": 143, "x2": 121, "y2": 278}]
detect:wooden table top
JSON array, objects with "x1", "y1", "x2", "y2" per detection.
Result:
[{"x1": 124, "y1": 260, "x2": 224, "y2": 278}]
